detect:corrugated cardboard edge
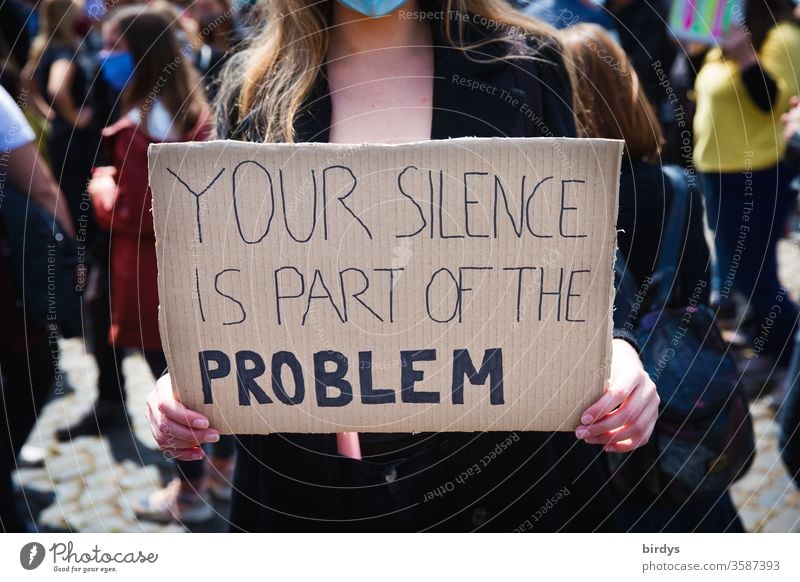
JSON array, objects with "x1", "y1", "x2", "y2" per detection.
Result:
[
  {"x1": 605, "y1": 140, "x2": 624, "y2": 407},
  {"x1": 147, "y1": 137, "x2": 625, "y2": 431}
]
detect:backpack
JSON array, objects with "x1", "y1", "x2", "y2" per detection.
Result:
[{"x1": 608, "y1": 165, "x2": 755, "y2": 503}]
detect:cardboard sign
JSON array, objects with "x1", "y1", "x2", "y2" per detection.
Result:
[
  {"x1": 668, "y1": 0, "x2": 743, "y2": 44},
  {"x1": 148, "y1": 137, "x2": 623, "y2": 434}
]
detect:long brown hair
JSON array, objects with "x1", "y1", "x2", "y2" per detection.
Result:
[
  {"x1": 106, "y1": 6, "x2": 207, "y2": 135},
  {"x1": 27, "y1": 0, "x2": 80, "y2": 65},
  {"x1": 215, "y1": 0, "x2": 572, "y2": 143},
  {"x1": 561, "y1": 23, "x2": 663, "y2": 163}
]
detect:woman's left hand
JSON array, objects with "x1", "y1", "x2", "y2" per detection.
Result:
[
  {"x1": 721, "y1": 23, "x2": 758, "y2": 69},
  {"x1": 575, "y1": 338, "x2": 659, "y2": 453},
  {"x1": 781, "y1": 96, "x2": 800, "y2": 141}
]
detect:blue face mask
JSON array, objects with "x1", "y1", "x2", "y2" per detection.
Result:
[
  {"x1": 337, "y1": 0, "x2": 407, "y2": 17},
  {"x1": 99, "y1": 51, "x2": 135, "y2": 92}
]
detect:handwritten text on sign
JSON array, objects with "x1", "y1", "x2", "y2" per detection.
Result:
[{"x1": 148, "y1": 138, "x2": 623, "y2": 434}]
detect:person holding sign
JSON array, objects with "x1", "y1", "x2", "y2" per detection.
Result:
[{"x1": 146, "y1": 0, "x2": 659, "y2": 532}]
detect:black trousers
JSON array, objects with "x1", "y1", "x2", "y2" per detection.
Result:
[
  {"x1": 229, "y1": 432, "x2": 617, "y2": 532},
  {"x1": 0, "y1": 249, "x2": 55, "y2": 531},
  {"x1": 84, "y1": 234, "x2": 126, "y2": 404}
]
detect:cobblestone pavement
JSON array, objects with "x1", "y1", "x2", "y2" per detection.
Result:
[
  {"x1": 11, "y1": 242, "x2": 800, "y2": 533},
  {"x1": 14, "y1": 346, "x2": 230, "y2": 532},
  {"x1": 727, "y1": 237, "x2": 800, "y2": 533}
]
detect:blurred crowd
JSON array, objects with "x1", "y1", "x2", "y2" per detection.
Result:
[
  {"x1": 1, "y1": 0, "x2": 800, "y2": 532},
  {"x1": 1, "y1": 0, "x2": 248, "y2": 531}
]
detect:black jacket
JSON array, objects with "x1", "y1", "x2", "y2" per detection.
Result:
[
  {"x1": 222, "y1": 20, "x2": 576, "y2": 144},
  {"x1": 225, "y1": 15, "x2": 618, "y2": 532}
]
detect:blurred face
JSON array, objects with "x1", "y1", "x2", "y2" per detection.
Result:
[
  {"x1": 98, "y1": 21, "x2": 136, "y2": 92},
  {"x1": 101, "y1": 21, "x2": 127, "y2": 52},
  {"x1": 191, "y1": 0, "x2": 226, "y2": 27}
]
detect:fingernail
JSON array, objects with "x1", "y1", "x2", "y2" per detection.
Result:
[
  {"x1": 581, "y1": 414, "x2": 593, "y2": 425},
  {"x1": 192, "y1": 418, "x2": 209, "y2": 429},
  {"x1": 191, "y1": 453, "x2": 204, "y2": 461},
  {"x1": 204, "y1": 432, "x2": 220, "y2": 443},
  {"x1": 576, "y1": 428, "x2": 589, "y2": 438}
]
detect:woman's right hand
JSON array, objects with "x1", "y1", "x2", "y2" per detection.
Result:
[
  {"x1": 75, "y1": 106, "x2": 93, "y2": 129},
  {"x1": 88, "y1": 167, "x2": 118, "y2": 213},
  {"x1": 146, "y1": 373, "x2": 220, "y2": 461}
]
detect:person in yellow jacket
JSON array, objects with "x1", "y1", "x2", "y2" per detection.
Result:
[{"x1": 694, "y1": 0, "x2": 800, "y2": 369}]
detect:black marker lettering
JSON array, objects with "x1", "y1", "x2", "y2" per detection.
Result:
[
  {"x1": 271, "y1": 351, "x2": 305, "y2": 405},
  {"x1": 199, "y1": 350, "x2": 230, "y2": 404},
  {"x1": 400, "y1": 349, "x2": 439, "y2": 403},
  {"x1": 525, "y1": 176, "x2": 554, "y2": 238},
  {"x1": 214, "y1": 269, "x2": 246, "y2": 325},
  {"x1": 274, "y1": 266, "x2": 305, "y2": 326},
  {"x1": 463, "y1": 171, "x2": 489, "y2": 238},
  {"x1": 493, "y1": 175, "x2": 524, "y2": 238},
  {"x1": 451, "y1": 348, "x2": 504, "y2": 405},
  {"x1": 324, "y1": 165, "x2": 372, "y2": 239},
  {"x1": 375, "y1": 268, "x2": 404, "y2": 323},
  {"x1": 396, "y1": 166, "x2": 426, "y2": 238},
  {"x1": 560, "y1": 179, "x2": 587, "y2": 238},
  {"x1": 314, "y1": 351, "x2": 353, "y2": 407},
  {"x1": 502, "y1": 266, "x2": 538, "y2": 322},
  {"x1": 566, "y1": 269, "x2": 590, "y2": 322},
  {"x1": 278, "y1": 168, "x2": 318, "y2": 243},
  {"x1": 303, "y1": 269, "x2": 345, "y2": 325},
  {"x1": 339, "y1": 268, "x2": 383, "y2": 322},
  {"x1": 539, "y1": 267, "x2": 564, "y2": 321},
  {"x1": 425, "y1": 268, "x2": 460, "y2": 323},
  {"x1": 359, "y1": 351, "x2": 396, "y2": 404},
  {"x1": 166, "y1": 167, "x2": 224, "y2": 244},
  {"x1": 231, "y1": 160, "x2": 275, "y2": 244},
  {"x1": 235, "y1": 350, "x2": 272, "y2": 405}
]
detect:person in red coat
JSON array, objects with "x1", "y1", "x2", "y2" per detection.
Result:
[
  {"x1": 95, "y1": 105, "x2": 211, "y2": 354},
  {"x1": 82, "y1": 5, "x2": 234, "y2": 526}
]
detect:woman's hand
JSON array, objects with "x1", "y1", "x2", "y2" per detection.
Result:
[
  {"x1": 75, "y1": 106, "x2": 93, "y2": 129},
  {"x1": 575, "y1": 339, "x2": 659, "y2": 453},
  {"x1": 88, "y1": 166, "x2": 118, "y2": 213},
  {"x1": 721, "y1": 23, "x2": 758, "y2": 70},
  {"x1": 146, "y1": 373, "x2": 220, "y2": 461},
  {"x1": 781, "y1": 96, "x2": 800, "y2": 142}
]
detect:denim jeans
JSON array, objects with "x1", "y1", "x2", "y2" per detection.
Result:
[{"x1": 702, "y1": 164, "x2": 799, "y2": 364}]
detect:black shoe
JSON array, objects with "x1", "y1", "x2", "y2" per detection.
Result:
[{"x1": 55, "y1": 399, "x2": 129, "y2": 442}]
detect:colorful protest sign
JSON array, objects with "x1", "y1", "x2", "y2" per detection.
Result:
[{"x1": 668, "y1": 0, "x2": 743, "y2": 44}]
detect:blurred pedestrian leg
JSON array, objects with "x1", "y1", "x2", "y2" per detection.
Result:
[
  {"x1": 55, "y1": 235, "x2": 129, "y2": 441},
  {"x1": 702, "y1": 166, "x2": 799, "y2": 366},
  {"x1": 0, "y1": 241, "x2": 55, "y2": 532},
  {"x1": 780, "y1": 327, "x2": 800, "y2": 487}
]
